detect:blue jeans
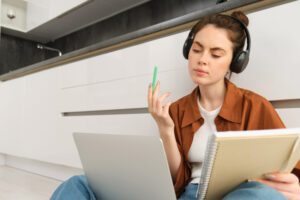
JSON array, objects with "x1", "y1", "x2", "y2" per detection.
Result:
[
  {"x1": 51, "y1": 175, "x2": 96, "y2": 200},
  {"x1": 50, "y1": 175, "x2": 288, "y2": 200},
  {"x1": 178, "y1": 181, "x2": 288, "y2": 200},
  {"x1": 178, "y1": 183, "x2": 198, "y2": 200}
]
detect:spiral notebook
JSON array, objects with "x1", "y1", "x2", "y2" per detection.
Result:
[{"x1": 196, "y1": 128, "x2": 300, "y2": 200}]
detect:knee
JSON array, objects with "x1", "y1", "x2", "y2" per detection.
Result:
[
  {"x1": 54, "y1": 175, "x2": 89, "y2": 195},
  {"x1": 66, "y1": 175, "x2": 88, "y2": 186},
  {"x1": 50, "y1": 175, "x2": 93, "y2": 200}
]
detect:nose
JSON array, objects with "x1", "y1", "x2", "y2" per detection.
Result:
[{"x1": 197, "y1": 51, "x2": 209, "y2": 66}]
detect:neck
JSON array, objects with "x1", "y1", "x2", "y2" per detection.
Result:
[{"x1": 198, "y1": 79, "x2": 226, "y2": 111}]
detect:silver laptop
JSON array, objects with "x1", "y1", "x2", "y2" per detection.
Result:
[{"x1": 73, "y1": 133, "x2": 177, "y2": 200}]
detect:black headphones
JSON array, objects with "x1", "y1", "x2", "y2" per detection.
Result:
[{"x1": 183, "y1": 14, "x2": 251, "y2": 73}]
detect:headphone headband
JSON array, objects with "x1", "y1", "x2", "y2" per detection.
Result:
[
  {"x1": 227, "y1": 15, "x2": 251, "y2": 52},
  {"x1": 183, "y1": 14, "x2": 251, "y2": 73}
]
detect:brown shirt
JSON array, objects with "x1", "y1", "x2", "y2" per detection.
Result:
[{"x1": 169, "y1": 79, "x2": 300, "y2": 198}]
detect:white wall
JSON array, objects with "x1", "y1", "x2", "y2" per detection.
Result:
[
  {"x1": 0, "y1": 154, "x2": 5, "y2": 166},
  {"x1": 0, "y1": 1, "x2": 299, "y2": 173},
  {"x1": 231, "y1": 1, "x2": 300, "y2": 100}
]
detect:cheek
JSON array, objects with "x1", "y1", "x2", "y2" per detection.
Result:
[
  {"x1": 225, "y1": 56, "x2": 233, "y2": 72},
  {"x1": 211, "y1": 58, "x2": 231, "y2": 75},
  {"x1": 188, "y1": 53, "x2": 200, "y2": 71},
  {"x1": 188, "y1": 58, "x2": 194, "y2": 72},
  {"x1": 219, "y1": 56, "x2": 232, "y2": 71},
  {"x1": 188, "y1": 53, "x2": 196, "y2": 64}
]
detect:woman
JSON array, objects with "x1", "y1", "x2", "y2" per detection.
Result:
[
  {"x1": 51, "y1": 11, "x2": 300, "y2": 200},
  {"x1": 147, "y1": 11, "x2": 300, "y2": 199}
]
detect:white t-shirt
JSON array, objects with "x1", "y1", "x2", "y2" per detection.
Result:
[{"x1": 188, "y1": 98, "x2": 222, "y2": 184}]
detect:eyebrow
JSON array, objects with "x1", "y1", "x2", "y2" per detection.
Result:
[{"x1": 193, "y1": 41, "x2": 226, "y2": 53}]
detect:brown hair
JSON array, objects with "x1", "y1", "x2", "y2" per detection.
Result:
[{"x1": 193, "y1": 11, "x2": 249, "y2": 55}]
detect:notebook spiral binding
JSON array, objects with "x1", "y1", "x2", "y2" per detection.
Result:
[{"x1": 196, "y1": 134, "x2": 219, "y2": 200}]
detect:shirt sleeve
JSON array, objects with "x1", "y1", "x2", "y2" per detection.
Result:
[
  {"x1": 169, "y1": 103, "x2": 191, "y2": 198},
  {"x1": 245, "y1": 95, "x2": 285, "y2": 130}
]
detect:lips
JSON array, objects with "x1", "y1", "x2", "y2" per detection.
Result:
[{"x1": 194, "y1": 68, "x2": 208, "y2": 75}]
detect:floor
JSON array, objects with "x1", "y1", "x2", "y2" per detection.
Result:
[{"x1": 0, "y1": 166, "x2": 62, "y2": 200}]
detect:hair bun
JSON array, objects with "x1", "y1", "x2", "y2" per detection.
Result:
[{"x1": 231, "y1": 11, "x2": 249, "y2": 26}]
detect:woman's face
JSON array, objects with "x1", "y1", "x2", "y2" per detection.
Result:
[{"x1": 188, "y1": 24, "x2": 233, "y2": 86}]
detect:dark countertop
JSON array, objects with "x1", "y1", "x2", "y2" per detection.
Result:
[{"x1": 0, "y1": 0, "x2": 265, "y2": 81}]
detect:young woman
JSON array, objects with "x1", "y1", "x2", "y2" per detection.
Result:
[
  {"x1": 51, "y1": 11, "x2": 300, "y2": 200},
  {"x1": 147, "y1": 11, "x2": 300, "y2": 200}
]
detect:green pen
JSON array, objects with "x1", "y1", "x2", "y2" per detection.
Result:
[{"x1": 152, "y1": 66, "x2": 158, "y2": 93}]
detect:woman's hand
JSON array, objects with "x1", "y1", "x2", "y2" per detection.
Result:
[
  {"x1": 148, "y1": 82, "x2": 181, "y2": 182},
  {"x1": 251, "y1": 172, "x2": 300, "y2": 200},
  {"x1": 148, "y1": 81, "x2": 174, "y2": 137}
]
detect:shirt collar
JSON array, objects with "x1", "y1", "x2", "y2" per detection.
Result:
[{"x1": 181, "y1": 79, "x2": 243, "y2": 128}]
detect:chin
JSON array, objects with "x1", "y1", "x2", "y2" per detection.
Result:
[
  {"x1": 191, "y1": 77, "x2": 210, "y2": 86},
  {"x1": 192, "y1": 76, "x2": 224, "y2": 87}
]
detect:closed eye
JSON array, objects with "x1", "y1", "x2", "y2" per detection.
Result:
[{"x1": 192, "y1": 49, "x2": 201, "y2": 53}]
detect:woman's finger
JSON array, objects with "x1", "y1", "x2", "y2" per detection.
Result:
[
  {"x1": 265, "y1": 172, "x2": 299, "y2": 184},
  {"x1": 152, "y1": 81, "x2": 160, "y2": 112},
  {"x1": 163, "y1": 100, "x2": 173, "y2": 114},
  {"x1": 280, "y1": 191, "x2": 300, "y2": 200},
  {"x1": 156, "y1": 92, "x2": 170, "y2": 112},
  {"x1": 148, "y1": 83, "x2": 153, "y2": 110}
]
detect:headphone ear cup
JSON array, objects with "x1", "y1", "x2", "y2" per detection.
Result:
[
  {"x1": 183, "y1": 38, "x2": 193, "y2": 59},
  {"x1": 230, "y1": 51, "x2": 249, "y2": 73}
]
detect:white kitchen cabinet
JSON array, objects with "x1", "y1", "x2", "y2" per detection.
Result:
[
  {"x1": 0, "y1": 1, "x2": 299, "y2": 172},
  {"x1": 26, "y1": 0, "x2": 87, "y2": 31}
]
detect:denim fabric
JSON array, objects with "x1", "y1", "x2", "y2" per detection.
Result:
[
  {"x1": 178, "y1": 183, "x2": 198, "y2": 200},
  {"x1": 50, "y1": 175, "x2": 288, "y2": 200},
  {"x1": 178, "y1": 181, "x2": 288, "y2": 200},
  {"x1": 223, "y1": 181, "x2": 288, "y2": 200},
  {"x1": 50, "y1": 175, "x2": 96, "y2": 200}
]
